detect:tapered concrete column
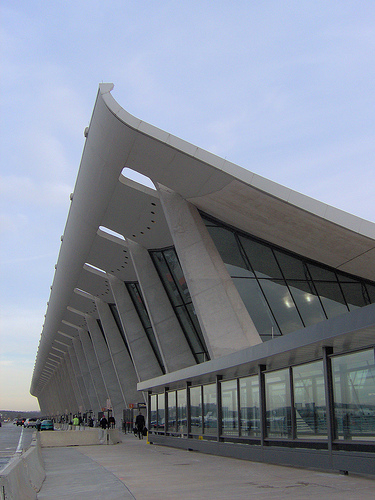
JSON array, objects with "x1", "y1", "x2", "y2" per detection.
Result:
[
  {"x1": 156, "y1": 184, "x2": 262, "y2": 359},
  {"x1": 58, "y1": 360, "x2": 78, "y2": 414},
  {"x1": 127, "y1": 239, "x2": 196, "y2": 372},
  {"x1": 50, "y1": 371, "x2": 66, "y2": 415},
  {"x1": 78, "y1": 328, "x2": 108, "y2": 412},
  {"x1": 52, "y1": 348, "x2": 81, "y2": 414},
  {"x1": 73, "y1": 336, "x2": 101, "y2": 413},
  {"x1": 85, "y1": 315, "x2": 126, "y2": 420},
  {"x1": 108, "y1": 276, "x2": 163, "y2": 381},
  {"x1": 64, "y1": 351, "x2": 84, "y2": 413},
  {"x1": 95, "y1": 298, "x2": 141, "y2": 405},
  {"x1": 68, "y1": 345, "x2": 91, "y2": 412}
]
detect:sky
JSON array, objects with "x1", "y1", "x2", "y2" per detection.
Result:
[{"x1": 1, "y1": 1, "x2": 375, "y2": 411}]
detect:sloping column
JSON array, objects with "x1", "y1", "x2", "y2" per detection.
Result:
[
  {"x1": 95, "y1": 298, "x2": 141, "y2": 405},
  {"x1": 78, "y1": 328, "x2": 108, "y2": 412},
  {"x1": 72, "y1": 336, "x2": 101, "y2": 413},
  {"x1": 127, "y1": 239, "x2": 196, "y2": 372},
  {"x1": 41, "y1": 378, "x2": 59, "y2": 416},
  {"x1": 85, "y1": 315, "x2": 126, "y2": 420},
  {"x1": 64, "y1": 351, "x2": 84, "y2": 413},
  {"x1": 68, "y1": 345, "x2": 91, "y2": 412},
  {"x1": 51, "y1": 368, "x2": 67, "y2": 415},
  {"x1": 51, "y1": 347, "x2": 82, "y2": 414},
  {"x1": 156, "y1": 184, "x2": 262, "y2": 359},
  {"x1": 108, "y1": 276, "x2": 163, "y2": 381},
  {"x1": 58, "y1": 359, "x2": 78, "y2": 414}
]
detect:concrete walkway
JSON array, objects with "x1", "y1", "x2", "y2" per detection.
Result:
[{"x1": 38, "y1": 433, "x2": 375, "y2": 500}]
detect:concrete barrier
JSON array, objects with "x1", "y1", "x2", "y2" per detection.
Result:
[
  {"x1": 0, "y1": 434, "x2": 45, "y2": 500},
  {"x1": 39, "y1": 428, "x2": 120, "y2": 447}
]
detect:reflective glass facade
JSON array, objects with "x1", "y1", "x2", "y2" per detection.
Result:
[
  {"x1": 151, "y1": 249, "x2": 209, "y2": 362},
  {"x1": 149, "y1": 348, "x2": 375, "y2": 452},
  {"x1": 126, "y1": 282, "x2": 165, "y2": 373},
  {"x1": 203, "y1": 215, "x2": 375, "y2": 340},
  {"x1": 332, "y1": 350, "x2": 375, "y2": 441}
]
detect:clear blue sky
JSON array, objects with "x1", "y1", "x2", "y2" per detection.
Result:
[{"x1": 1, "y1": 1, "x2": 375, "y2": 411}]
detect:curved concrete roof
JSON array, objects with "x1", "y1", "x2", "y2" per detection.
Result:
[{"x1": 30, "y1": 83, "x2": 375, "y2": 396}]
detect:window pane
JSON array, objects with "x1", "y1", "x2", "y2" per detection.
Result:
[
  {"x1": 152, "y1": 251, "x2": 183, "y2": 306},
  {"x1": 239, "y1": 376, "x2": 260, "y2": 437},
  {"x1": 292, "y1": 361, "x2": 327, "y2": 439},
  {"x1": 259, "y1": 279, "x2": 303, "y2": 334},
  {"x1": 175, "y1": 306, "x2": 204, "y2": 358},
  {"x1": 157, "y1": 393, "x2": 165, "y2": 431},
  {"x1": 150, "y1": 394, "x2": 157, "y2": 431},
  {"x1": 167, "y1": 391, "x2": 176, "y2": 433},
  {"x1": 274, "y1": 251, "x2": 310, "y2": 280},
  {"x1": 164, "y1": 248, "x2": 191, "y2": 303},
  {"x1": 265, "y1": 369, "x2": 292, "y2": 438},
  {"x1": 313, "y1": 281, "x2": 348, "y2": 318},
  {"x1": 287, "y1": 281, "x2": 326, "y2": 327},
  {"x1": 232, "y1": 277, "x2": 281, "y2": 338},
  {"x1": 338, "y1": 281, "x2": 370, "y2": 310},
  {"x1": 365, "y1": 283, "x2": 375, "y2": 303},
  {"x1": 221, "y1": 380, "x2": 238, "y2": 436},
  {"x1": 206, "y1": 226, "x2": 250, "y2": 272},
  {"x1": 190, "y1": 386, "x2": 202, "y2": 435},
  {"x1": 239, "y1": 236, "x2": 282, "y2": 279},
  {"x1": 332, "y1": 349, "x2": 375, "y2": 441},
  {"x1": 203, "y1": 384, "x2": 217, "y2": 435},
  {"x1": 177, "y1": 389, "x2": 187, "y2": 435}
]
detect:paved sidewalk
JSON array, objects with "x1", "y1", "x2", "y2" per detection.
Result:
[{"x1": 38, "y1": 433, "x2": 375, "y2": 499}]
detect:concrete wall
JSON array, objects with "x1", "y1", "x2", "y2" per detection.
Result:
[
  {"x1": 39, "y1": 428, "x2": 120, "y2": 447},
  {"x1": 0, "y1": 435, "x2": 45, "y2": 500}
]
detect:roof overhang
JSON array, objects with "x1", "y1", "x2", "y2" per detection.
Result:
[{"x1": 30, "y1": 83, "x2": 375, "y2": 396}]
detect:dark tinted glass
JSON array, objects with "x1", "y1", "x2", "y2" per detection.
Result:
[{"x1": 239, "y1": 236, "x2": 282, "y2": 279}]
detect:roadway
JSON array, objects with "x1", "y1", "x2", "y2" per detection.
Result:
[{"x1": 0, "y1": 422, "x2": 34, "y2": 471}]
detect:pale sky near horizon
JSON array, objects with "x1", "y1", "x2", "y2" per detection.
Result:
[{"x1": 1, "y1": 1, "x2": 375, "y2": 411}]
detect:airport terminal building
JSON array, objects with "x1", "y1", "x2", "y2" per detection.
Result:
[{"x1": 31, "y1": 84, "x2": 375, "y2": 474}]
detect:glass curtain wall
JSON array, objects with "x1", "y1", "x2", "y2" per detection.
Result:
[
  {"x1": 126, "y1": 282, "x2": 165, "y2": 373},
  {"x1": 292, "y1": 361, "x2": 327, "y2": 439},
  {"x1": 332, "y1": 350, "x2": 375, "y2": 441},
  {"x1": 167, "y1": 391, "x2": 177, "y2": 433},
  {"x1": 203, "y1": 215, "x2": 375, "y2": 340},
  {"x1": 150, "y1": 348, "x2": 375, "y2": 445},
  {"x1": 239, "y1": 376, "x2": 260, "y2": 437},
  {"x1": 177, "y1": 389, "x2": 187, "y2": 435},
  {"x1": 190, "y1": 386, "x2": 202, "y2": 435},
  {"x1": 221, "y1": 380, "x2": 239, "y2": 436},
  {"x1": 265, "y1": 369, "x2": 292, "y2": 438},
  {"x1": 203, "y1": 384, "x2": 217, "y2": 435},
  {"x1": 151, "y1": 249, "x2": 209, "y2": 363}
]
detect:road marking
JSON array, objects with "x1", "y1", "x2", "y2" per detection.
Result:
[{"x1": 15, "y1": 427, "x2": 24, "y2": 454}]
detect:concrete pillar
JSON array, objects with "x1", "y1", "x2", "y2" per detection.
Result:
[
  {"x1": 72, "y1": 336, "x2": 101, "y2": 414},
  {"x1": 85, "y1": 315, "x2": 125, "y2": 420},
  {"x1": 58, "y1": 359, "x2": 78, "y2": 414},
  {"x1": 156, "y1": 184, "x2": 262, "y2": 359},
  {"x1": 78, "y1": 328, "x2": 108, "y2": 413},
  {"x1": 127, "y1": 239, "x2": 196, "y2": 372},
  {"x1": 64, "y1": 351, "x2": 84, "y2": 413},
  {"x1": 108, "y1": 276, "x2": 163, "y2": 381},
  {"x1": 68, "y1": 345, "x2": 91, "y2": 412},
  {"x1": 95, "y1": 298, "x2": 141, "y2": 406}
]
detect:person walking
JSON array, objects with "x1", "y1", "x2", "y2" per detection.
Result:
[
  {"x1": 99, "y1": 415, "x2": 108, "y2": 429},
  {"x1": 135, "y1": 412, "x2": 146, "y2": 439},
  {"x1": 73, "y1": 415, "x2": 79, "y2": 429}
]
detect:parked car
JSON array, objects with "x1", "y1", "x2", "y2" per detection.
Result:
[
  {"x1": 40, "y1": 419, "x2": 54, "y2": 431},
  {"x1": 24, "y1": 418, "x2": 37, "y2": 428}
]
